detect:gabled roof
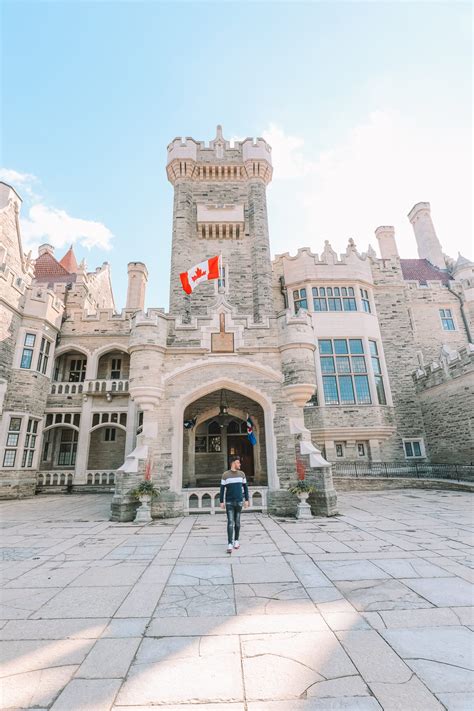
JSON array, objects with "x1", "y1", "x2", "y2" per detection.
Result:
[
  {"x1": 400, "y1": 258, "x2": 451, "y2": 285},
  {"x1": 454, "y1": 252, "x2": 474, "y2": 271},
  {"x1": 34, "y1": 251, "x2": 76, "y2": 284},
  {"x1": 59, "y1": 245, "x2": 78, "y2": 273}
]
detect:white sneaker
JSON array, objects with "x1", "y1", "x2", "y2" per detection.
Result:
[
  {"x1": 233, "y1": 540, "x2": 240, "y2": 549},
  {"x1": 226, "y1": 544, "x2": 233, "y2": 554}
]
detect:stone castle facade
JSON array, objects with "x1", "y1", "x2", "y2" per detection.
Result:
[{"x1": 1, "y1": 126, "x2": 473, "y2": 518}]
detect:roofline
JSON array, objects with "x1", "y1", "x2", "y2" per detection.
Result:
[{"x1": 0, "y1": 181, "x2": 23, "y2": 202}]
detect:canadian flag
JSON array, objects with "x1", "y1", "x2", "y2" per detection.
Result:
[{"x1": 180, "y1": 255, "x2": 220, "y2": 294}]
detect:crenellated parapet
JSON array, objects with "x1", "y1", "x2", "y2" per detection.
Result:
[
  {"x1": 273, "y1": 240, "x2": 375, "y2": 287},
  {"x1": 166, "y1": 125, "x2": 273, "y2": 185},
  {"x1": 412, "y1": 344, "x2": 474, "y2": 391}
]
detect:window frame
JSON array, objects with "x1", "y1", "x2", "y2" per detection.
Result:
[
  {"x1": 403, "y1": 438, "x2": 426, "y2": 459},
  {"x1": 293, "y1": 288, "x2": 308, "y2": 313},
  {"x1": 319, "y1": 338, "x2": 371, "y2": 406},
  {"x1": 439, "y1": 308, "x2": 456, "y2": 331}
]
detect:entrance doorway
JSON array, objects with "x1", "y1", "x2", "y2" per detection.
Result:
[{"x1": 182, "y1": 388, "x2": 266, "y2": 488}]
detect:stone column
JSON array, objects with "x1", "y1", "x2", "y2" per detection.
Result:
[{"x1": 74, "y1": 395, "x2": 92, "y2": 484}]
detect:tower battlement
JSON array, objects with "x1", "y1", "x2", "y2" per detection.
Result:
[{"x1": 166, "y1": 125, "x2": 272, "y2": 184}]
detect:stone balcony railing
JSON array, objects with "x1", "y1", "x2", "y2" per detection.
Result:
[
  {"x1": 183, "y1": 486, "x2": 268, "y2": 514},
  {"x1": 49, "y1": 379, "x2": 129, "y2": 396}
]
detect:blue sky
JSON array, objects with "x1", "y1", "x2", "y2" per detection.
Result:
[{"x1": 1, "y1": 0, "x2": 472, "y2": 309}]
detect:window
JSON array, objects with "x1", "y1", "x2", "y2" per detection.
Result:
[
  {"x1": 68, "y1": 359, "x2": 86, "y2": 382},
  {"x1": 319, "y1": 339, "x2": 371, "y2": 405},
  {"x1": 335, "y1": 443, "x2": 344, "y2": 457},
  {"x1": 369, "y1": 341, "x2": 387, "y2": 405},
  {"x1": 404, "y1": 439, "x2": 425, "y2": 458},
  {"x1": 194, "y1": 420, "x2": 222, "y2": 453},
  {"x1": 22, "y1": 418, "x2": 39, "y2": 467},
  {"x1": 313, "y1": 286, "x2": 357, "y2": 312},
  {"x1": 218, "y1": 266, "x2": 226, "y2": 290},
  {"x1": 37, "y1": 338, "x2": 51, "y2": 375},
  {"x1": 360, "y1": 288, "x2": 371, "y2": 313},
  {"x1": 293, "y1": 288, "x2": 307, "y2": 313},
  {"x1": 357, "y1": 443, "x2": 365, "y2": 457},
  {"x1": 104, "y1": 427, "x2": 116, "y2": 442},
  {"x1": 136, "y1": 411, "x2": 144, "y2": 435},
  {"x1": 439, "y1": 308, "x2": 455, "y2": 331},
  {"x1": 111, "y1": 358, "x2": 122, "y2": 379},
  {"x1": 57, "y1": 429, "x2": 78, "y2": 466},
  {"x1": 20, "y1": 333, "x2": 36, "y2": 369},
  {"x1": 3, "y1": 417, "x2": 22, "y2": 466}
]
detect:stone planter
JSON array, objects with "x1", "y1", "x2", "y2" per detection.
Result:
[
  {"x1": 134, "y1": 494, "x2": 153, "y2": 524},
  {"x1": 295, "y1": 491, "x2": 313, "y2": 520}
]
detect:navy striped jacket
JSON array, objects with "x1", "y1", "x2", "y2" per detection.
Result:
[{"x1": 220, "y1": 469, "x2": 249, "y2": 504}]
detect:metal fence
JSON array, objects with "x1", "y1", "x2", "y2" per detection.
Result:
[{"x1": 331, "y1": 462, "x2": 474, "y2": 483}]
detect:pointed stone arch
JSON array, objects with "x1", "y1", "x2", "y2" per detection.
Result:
[{"x1": 169, "y1": 376, "x2": 278, "y2": 492}]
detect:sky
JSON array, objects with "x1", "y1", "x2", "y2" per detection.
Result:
[{"x1": 1, "y1": 0, "x2": 472, "y2": 310}]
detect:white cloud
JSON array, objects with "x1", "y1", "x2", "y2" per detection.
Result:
[
  {"x1": 266, "y1": 112, "x2": 472, "y2": 260},
  {"x1": 262, "y1": 123, "x2": 315, "y2": 179},
  {"x1": 0, "y1": 168, "x2": 37, "y2": 185},
  {"x1": 21, "y1": 203, "x2": 113, "y2": 252},
  {"x1": 0, "y1": 167, "x2": 114, "y2": 254}
]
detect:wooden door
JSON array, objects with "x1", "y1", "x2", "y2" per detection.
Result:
[{"x1": 227, "y1": 435, "x2": 254, "y2": 480}]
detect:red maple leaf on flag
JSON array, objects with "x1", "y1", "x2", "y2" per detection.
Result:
[{"x1": 192, "y1": 266, "x2": 206, "y2": 282}]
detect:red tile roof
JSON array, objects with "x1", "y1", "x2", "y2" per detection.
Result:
[
  {"x1": 34, "y1": 252, "x2": 76, "y2": 284},
  {"x1": 400, "y1": 259, "x2": 451, "y2": 285},
  {"x1": 59, "y1": 245, "x2": 78, "y2": 273}
]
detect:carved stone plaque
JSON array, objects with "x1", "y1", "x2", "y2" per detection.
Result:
[{"x1": 211, "y1": 313, "x2": 234, "y2": 353}]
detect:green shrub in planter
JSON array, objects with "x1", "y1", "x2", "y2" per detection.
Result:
[
  {"x1": 129, "y1": 480, "x2": 160, "y2": 499},
  {"x1": 289, "y1": 480, "x2": 315, "y2": 495}
]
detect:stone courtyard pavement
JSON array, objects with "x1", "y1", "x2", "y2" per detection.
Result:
[{"x1": 1, "y1": 491, "x2": 473, "y2": 711}]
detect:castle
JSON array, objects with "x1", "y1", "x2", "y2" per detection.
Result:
[{"x1": 1, "y1": 126, "x2": 473, "y2": 518}]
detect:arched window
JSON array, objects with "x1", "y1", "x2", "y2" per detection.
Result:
[
  {"x1": 208, "y1": 421, "x2": 220, "y2": 434},
  {"x1": 227, "y1": 420, "x2": 240, "y2": 434}
]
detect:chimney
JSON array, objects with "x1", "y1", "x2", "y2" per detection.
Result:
[
  {"x1": 126, "y1": 262, "x2": 148, "y2": 310},
  {"x1": 408, "y1": 202, "x2": 445, "y2": 270},
  {"x1": 38, "y1": 244, "x2": 55, "y2": 257},
  {"x1": 375, "y1": 226, "x2": 399, "y2": 259}
]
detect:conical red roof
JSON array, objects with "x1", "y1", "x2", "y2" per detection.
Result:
[{"x1": 59, "y1": 245, "x2": 78, "y2": 273}]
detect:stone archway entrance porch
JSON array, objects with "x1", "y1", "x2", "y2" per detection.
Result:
[{"x1": 181, "y1": 388, "x2": 269, "y2": 514}]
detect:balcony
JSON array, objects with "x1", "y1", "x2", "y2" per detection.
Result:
[
  {"x1": 49, "y1": 379, "x2": 129, "y2": 397},
  {"x1": 84, "y1": 379, "x2": 129, "y2": 396}
]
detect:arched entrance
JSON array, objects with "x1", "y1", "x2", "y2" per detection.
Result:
[{"x1": 182, "y1": 389, "x2": 267, "y2": 488}]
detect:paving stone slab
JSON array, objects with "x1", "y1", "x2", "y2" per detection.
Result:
[
  {"x1": 400, "y1": 577, "x2": 474, "y2": 606},
  {"x1": 76, "y1": 637, "x2": 141, "y2": 678},
  {"x1": 154, "y1": 584, "x2": 236, "y2": 617},
  {"x1": 0, "y1": 617, "x2": 109, "y2": 640},
  {"x1": 0, "y1": 587, "x2": 62, "y2": 619},
  {"x1": 50, "y1": 678, "x2": 122, "y2": 710},
  {"x1": 101, "y1": 617, "x2": 149, "y2": 638},
  {"x1": 0, "y1": 665, "x2": 77, "y2": 709},
  {"x1": 168, "y1": 563, "x2": 233, "y2": 586},
  {"x1": 337, "y1": 630, "x2": 412, "y2": 682},
  {"x1": 31, "y1": 585, "x2": 131, "y2": 618},
  {"x1": 70, "y1": 563, "x2": 147, "y2": 587},
  {"x1": 436, "y1": 691, "x2": 474, "y2": 710},
  {"x1": 232, "y1": 562, "x2": 297, "y2": 584},
  {"x1": 234, "y1": 582, "x2": 317, "y2": 615},
  {"x1": 116, "y1": 635, "x2": 243, "y2": 705},
  {"x1": 406, "y1": 659, "x2": 474, "y2": 693},
  {"x1": 368, "y1": 677, "x2": 444, "y2": 710},
  {"x1": 247, "y1": 697, "x2": 381, "y2": 709},
  {"x1": 377, "y1": 607, "x2": 461, "y2": 628},
  {"x1": 1, "y1": 638, "x2": 94, "y2": 676},
  {"x1": 114, "y1": 582, "x2": 165, "y2": 617},
  {"x1": 147, "y1": 613, "x2": 329, "y2": 637},
  {"x1": 336, "y1": 579, "x2": 433, "y2": 611},
  {"x1": 381, "y1": 627, "x2": 474, "y2": 670},
  {"x1": 317, "y1": 561, "x2": 389, "y2": 581},
  {"x1": 241, "y1": 631, "x2": 357, "y2": 699}
]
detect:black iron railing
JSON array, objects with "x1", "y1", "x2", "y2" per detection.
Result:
[{"x1": 331, "y1": 462, "x2": 474, "y2": 483}]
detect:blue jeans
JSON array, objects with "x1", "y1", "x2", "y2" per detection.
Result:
[{"x1": 226, "y1": 501, "x2": 243, "y2": 544}]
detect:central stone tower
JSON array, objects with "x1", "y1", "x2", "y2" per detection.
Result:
[{"x1": 166, "y1": 125, "x2": 273, "y2": 321}]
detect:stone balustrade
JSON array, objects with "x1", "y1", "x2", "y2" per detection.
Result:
[{"x1": 183, "y1": 486, "x2": 268, "y2": 514}]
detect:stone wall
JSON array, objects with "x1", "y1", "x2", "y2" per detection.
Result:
[{"x1": 413, "y1": 346, "x2": 474, "y2": 464}]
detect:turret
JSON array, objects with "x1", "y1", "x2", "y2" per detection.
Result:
[
  {"x1": 408, "y1": 202, "x2": 445, "y2": 270},
  {"x1": 375, "y1": 226, "x2": 399, "y2": 260},
  {"x1": 126, "y1": 262, "x2": 148, "y2": 310}
]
